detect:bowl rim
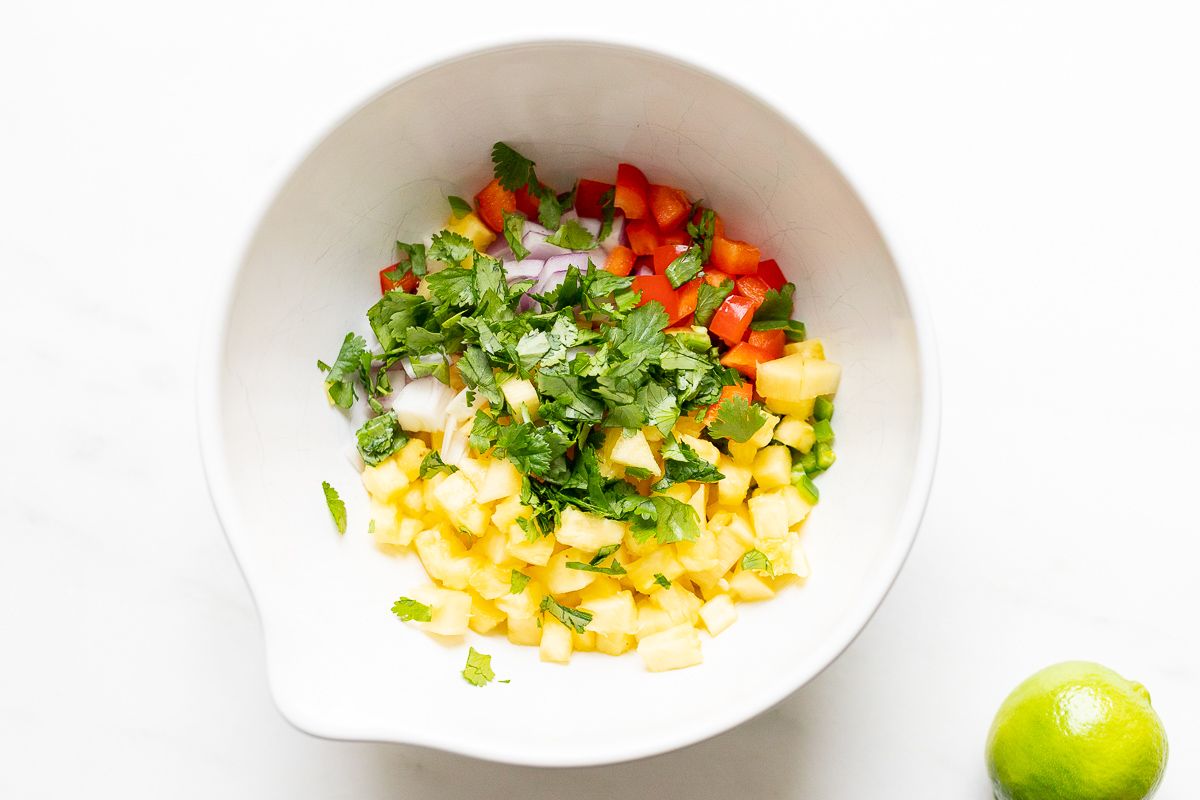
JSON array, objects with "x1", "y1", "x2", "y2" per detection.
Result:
[{"x1": 196, "y1": 36, "x2": 942, "y2": 767}]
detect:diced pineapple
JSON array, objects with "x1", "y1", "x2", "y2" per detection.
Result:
[
  {"x1": 361, "y1": 457, "x2": 409, "y2": 503},
  {"x1": 414, "y1": 528, "x2": 474, "y2": 591},
  {"x1": 610, "y1": 429, "x2": 661, "y2": 477},
  {"x1": 421, "y1": 471, "x2": 446, "y2": 510},
  {"x1": 622, "y1": 526, "x2": 659, "y2": 558},
  {"x1": 687, "y1": 486, "x2": 708, "y2": 527},
  {"x1": 400, "y1": 485, "x2": 425, "y2": 517},
  {"x1": 506, "y1": 615, "x2": 541, "y2": 646},
  {"x1": 773, "y1": 484, "x2": 814, "y2": 526},
  {"x1": 784, "y1": 338, "x2": 825, "y2": 359},
  {"x1": 718, "y1": 509, "x2": 756, "y2": 546},
  {"x1": 596, "y1": 428, "x2": 625, "y2": 479},
  {"x1": 595, "y1": 633, "x2": 635, "y2": 655},
  {"x1": 578, "y1": 576, "x2": 622, "y2": 602},
  {"x1": 445, "y1": 210, "x2": 496, "y2": 251},
  {"x1": 749, "y1": 492, "x2": 790, "y2": 543},
  {"x1": 555, "y1": 507, "x2": 626, "y2": 552},
  {"x1": 432, "y1": 470, "x2": 477, "y2": 516},
  {"x1": 477, "y1": 457, "x2": 521, "y2": 503},
  {"x1": 452, "y1": 502, "x2": 490, "y2": 538},
  {"x1": 368, "y1": 499, "x2": 402, "y2": 544},
  {"x1": 729, "y1": 570, "x2": 775, "y2": 601},
  {"x1": 394, "y1": 438, "x2": 429, "y2": 481},
  {"x1": 491, "y1": 495, "x2": 529, "y2": 531},
  {"x1": 472, "y1": 527, "x2": 513, "y2": 566},
  {"x1": 752, "y1": 445, "x2": 792, "y2": 490},
  {"x1": 468, "y1": 562, "x2": 512, "y2": 600},
  {"x1": 408, "y1": 585, "x2": 472, "y2": 636},
  {"x1": 696, "y1": 576, "x2": 731, "y2": 601},
  {"x1": 635, "y1": 603, "x2": 674, "y2": 639},
  {"x1": 749, "y1": 412, "x2": 781, "y2": 449},
  {"x1": 641, "y1": 425, "x2": 663, "y2": 443},
  {"x1": 573, "y1": 630, "x2": 597, "y2": 652},
  {"x1": 500, "y1": 378, "x2": 540, "y2": 417},
  {"x1": 680, "y1": 434, "x2": 721, "y2": 466},
  {"x1": 716, "y1": 457, "x2": 753, "y2": 506},
  {"x1": 580, "y1": 590, "x2": 637, "y2": 635},
  {"x1": 468, "y1": 593, "x2": 506, "y2": 634},
  {"x1": 455, "y1": 457, "x2": 487, "y2": 491},
  {"x1": 540, "y1": 620, "x2": 573, "y2": 663},
  {"x1": 638, "y1": 624, "x2": 703, "y2": 672},
  {"x1": 755, "y1": 353, "x2": 806, "y2": 399},
  {"x1": 627, "y1": 548, "x2": 686, "y2": 593},
  {"x1": 505, "y1": 523, "x2": 554, "y2": 566},
  {"x1": 676, "y1": 529, "x2": 719, "y2": 573},
  {"x1": 773, "y1": 416, "x2": 816, "y2": 453},
  {"x1": 673, "y1": 414, "x2": 705, "y2": 439},
  {"x1": 761, "y1": 534, "x2": 811, "y2": 578},
  {"x1": 800, "y1": 360, "x2": 841, "y2": 398},
  {"x1": 765, "y1": 396, "x2": 815, "y2": 418},
  {"x1": 541, "y1": 548, "x2": 598, "y2": 595},
  {"x1": 698, "y1": 594, "x2": 737, "y2": 636},
  {"x1": 727, "y1": 439, "x2": 757, "y2": 467},
  {"x1": 651, "y1": 584, "x2": 703, "y2": 626}
]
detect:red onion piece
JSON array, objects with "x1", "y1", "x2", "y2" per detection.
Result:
[{"x1": 503, "y1": 258, "x2": 545, "y2": 281}]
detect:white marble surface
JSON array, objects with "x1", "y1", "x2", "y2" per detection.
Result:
[{"x1": 2, "y1": 1, "x2": 1197, "y2": 796}]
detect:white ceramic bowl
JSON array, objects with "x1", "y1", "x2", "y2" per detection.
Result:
[{"x1": 199, "y1": 41, "x2": 939, "y2": 767}]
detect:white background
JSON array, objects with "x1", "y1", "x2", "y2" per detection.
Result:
[{"x1": 2, "y1": 0, "x2": 1197, "y2": 796}]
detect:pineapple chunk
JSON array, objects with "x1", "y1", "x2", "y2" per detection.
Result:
[
  {"x1": 676, "y1": 529, "x2": 720, "y2": 573},
  {"x1": 727, "y1": 439, "x2": 757, "y2": 467},
  {"x1": 541, "y1": 548, "x2": 598, "y2": 595},
  {"x1": 673, "y1": 414, "x2": 705, "y2": 439},
  {"x1": 622, "y1": 526, "x2": 659, "y2": 558},
  {"x1": 452, "y1": 502, "x2": 490, "y2": 538},
  {"x1": 468, "y1": 594, "x2": 506, "y2": 634},
  {"x1": 610, "y1": 429, "x2": 661, "y2": 477},
  {"x1": 761, "y1": 534, "x2": 811, "y2": 578},
  {"x1": 540, "y1": 620, "x2": 573, "y2": 663},
  {"x1": 773, "y1": 484, "x2": 814, "y2": 526},
  {"x1": 494, "y1": 578, "x2": 542, "y2": 618},
  {"x1": 506, "y1": 524, "x2": 555, "y2": 566},
  {"x1": 491, "y1": 495, "x2": 529, "y2": 531},
  {"x1": 730, "y1": 570, "x2": 775, "y2": 601},
  {"x1": 638, "y1": 624, "x2": 703, "y2": 672},
  {"x1": 698, "y1": 594, "x2": 737, "y2": 636},
  {"x1": 651, "y1": 584, "x2": 703, "y2": 626},
  {"x1": 445, "y1": 210, "x2": 496, "y2": 251},
  {"x1": 500, "y1": 378, "x2": 540, "y2": 417},
  {"x1": 800, "y1": 360, "x2": 841, "y2": 398},
  {"x1": 368, "y1": 499, "x2": 402, "y2": 545},
  {"x1": 716, "y1": 457, "x2": 753, "y2": 506},
  {"x1": 456, "y1": 457, "x2": 487, "y2": 491},
  {"x1": 555, "y1": 507, "x2": 626, "y2": 552},
  {"x1": 414, "y1": 528, "x2": 474, "y2": 590},
  {"x1": 573, "y1": 630, "x2": 597, "y2": 652},
  {"x1": 596, "y1": 428, "x2": 625, "y2": 479},
  {"x1": 784, "y1": 338, "x2": 825, "y2": 359},
  {"x1": 635, "y1": 603, "x2": 674, "y2": 639},
  {"x1": 432, "y1": 470, "x2": 477, "y2": 517},
  {"x1": 408, "y1": 585, "x2": 472, "y2": 636},
  {"x1": 472, "y1": 527, "x2": 514, "y2": 566},
  {"x1": 752, "y1": 445, "x2": 792, "y2": 490},
  {"x1": 627, "y1": 548, "x2": 686, "y2": 593},
  {"x1": 468, "y1": 562, "x2": 512, "y2": 600},
  {"x1": 361, "y1": 457, "x2": 409, "y2": 503},
  {"x1": 400, "y1": 485, "x2": 425, "y2": 517},
  {"x1": 595, "y1": 633, "x2": 635, "y2": 655},
  {"x1": 394, "y1": 438, "x2": 429, "y2": 481},
  {"x1": 773, "y1": 416, "x2": 816, "y2": 453},
  {"x1": 687, "y1": 485, "x2": 708, "y2": 527},
  {"x1": 506, "y1": 615, "x2": 541, "y2": 646},
  {"x1": 747, "y1": 412, "x2": 780, "y2": 449},
  {"x1": 749, "y1": 492, "x2": 790, "y2": 543},
  {"x1": 755, "y1": 353, "x2": 806, "y2": 400},
  {"x1": 580, "y1": 590, "x2": 637, "y2": 635},
  {"x1": 680, "y1": 434, "x2": 721, "y2": 466},
  {"x1": 578, "y1": 576, "x2": 622, "y2": 602},
  {"x1": 716, "y1": 509, "x2": 756, "y2": 546},
  {"x1": 765, "y1": 396, "x2": 815, "y2": 418},
  {"x1": 477, "y1": 458, "x2": 521, "y2": 503}
]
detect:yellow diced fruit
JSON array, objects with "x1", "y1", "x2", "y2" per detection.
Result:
[
  {"x1": 494, "y1": 578, "x2": 542, "y2": 617},
  {"x1": 468, "y1": 562, "x2": 512, "y2": 600},
  {"x1": 368, "y1": 499, "x2": 402, "y2": 544},
  {"x1": 361, "y1": 457, "x2": 409, "y2": 503},
  {"x1": 727, "y1": 439, "x2": 757, "y2": 467},
  {"x1": 468, "y1": 594, "x2": 506, "y2": 634},
  {"x1": 400, "y1": 485, "x2": 425, "y2": 517},
  {"x1": 698, "y1": 594, "x2": 737, "y2": 636},
  {"x1": 579, "y1": 576, "x2": 622, "y2": 602},
  {"x1": 651, "y1": 584, "x2": 703, "y2": 627},
  {"x1": 541, "y1": 548, "x2": 598, "y2": 595},
  {"x1": 774, "y1": 484, "x2": 814, "y2": 526},
  {"x1": 801, "y1": 359, "x2": 841, "y2": 398},
  {"x1": 555, "y1": 506, "x2": 626, "y2": 552},
  {"x1": 491, "y1": 495, "x2": 529, "y2": 532},
  {"x1": 680, "y1": 434, "x2": 721, "y2": 466},
  {"x1": 573, "y1": 630, "x2": 597, "y2": 652},
  {"x1": 748, "y1": 412, "x2": 781, "y2": 449},
  {"x1": 755, "y1": 353, "x2": 806, "y2": 399},
  {"x1": 408, "y1": 585, "x2": 472, "y2": 636},
  {"x1": 676, "y1": 529, "x2": 720, "y2": 573},
  {"x1": 610, "y1": 428, "x2": 661, "y2": 478},
  {"x1": 752, "y1": 445, "x2": 792, "y2": 490},
  {"x1": 540, "y1": 620, "x2": 573, "y2": 663},
  {"x1": 715, "y1": 510, "x2": 756, "y2": 546},
  {"x1": 477, "y1": 458, "x2": 521, "y2": 504},
  {"x1": 421, "y1": 471, "x2": 445, "y2": 511},
  {"x1": 500, "y1": 378, "x2": 540, "y2": 417},
  {"x1": 432, "y1": 470, "x2": 478, "y2": 517},
  {"x1": 749, "y1": 492, "x2": 790, "y2": 543},
  {"x1": 784, "y1": 338, "x2": 825, "y2": 360},
  {"x1": 456, "y1": 457, "x2": 487, "y2": 491},
  {"x1": 627, "y1": 548, "x2": 686, "y2": 593},
  {"x1": 761, "y1": 535, "x2": 810, "y2": 578},
  {"x1": 765, "y1": 396, "x2": 815, "y2": 418},
  {"x1": 716, "y1": 457, "x2": 753, "y2": 506},
  {"x1": 773, "y1": 416, "x2": 816, "y2": 453},
  {"x1": 445, "y1": 210, "x2": 496, "y2": 252},
  {"x1": 636, "y1": 602, "x2": 674, "y2": 639},
  {"x1": 673, "y1": 414, "x2": 705, "y2": 439},
  {"x1": 414, "y1": 528, "x2": 474, "y2": 590},
  {"x1": 595, "y1": 633, "x2": 635, "y2": 656},
  {"x1": 506, "y1": 615, "x2": 541, "y2": 646},
  {"x1": 452, "y1": 502, "x2": 490, "y2": 539},
  {"x1": 622, "y1": 526, "x2": 658, "y2": 558},
  {"x1": 638, "y1": 624, "x2": 704, "y2": 672},
  {"x1": 696, "y1": 576, "x2": 730, "y2": 601},
  {"x1": 687, "y1": 486, "x2": 708, "y2": 526},
  {"x1": 506, "y1": 524, "x2": 554, "y2": 566},
  {"x1": 394, "y1": 438, "x2": 429, "y2": 481},
  {"x1": 472, "y1": 528, "x2": 514, "y2": 566},
  {"x1": 580, "y1": 590, "x2": 637, "y2": 636},
  {"x1": 730, "y1": 570, "x2": 775, "y2": 601},
  {"x1": 641, "y1": 425, "x2": 663, "y2": 443},
  {"x1": 596, "y1": 428, "x2": 625, "y2": 479}
]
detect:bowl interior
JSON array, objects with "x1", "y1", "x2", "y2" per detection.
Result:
[{"x1": 205, "y1": 42, "x2": 931, "y2": 766}]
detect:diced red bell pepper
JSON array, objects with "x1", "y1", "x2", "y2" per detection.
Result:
[
  {"x1": 756, "y1": 258, "x2": 787, "y2": 290},
  {"x1": 721, "y1": 342, "x2": 773, "y2": 379},
  {"x1": 574, "y1": 178, "x2": 613, "y2": 218},
  {"x1": 735, "y1": 275, "x2": 772, "y2": 308},
  {"x1": 514, "y1": 184, "x2": 541, "y2": 217},
  {"x1": 648, "y1": 184, "x2": 690, "y2": 231},
  {"x1": 631, "y1": 274, "x2": 680, "y2": 321},
  {"x1": 626, "y1": 220, "x2": 659, "y2": 256},
  {"x1": 704, "y1": 269, "x2": 735, "y2": 287},
  {"x1": 474, "y1": 178, "x2": 516, "y2": 232},
  {"x1": 747, "y1": 328, "x2": 786, "y2": 359},
  {"x1": 711, "y1": 236, "x2": 761, "y2": 275},
  {"x1": 677, "y1": 278, "x2": 702, "y2": 319},
  {"x1": 659, "y1": 229, "x2": 691, "y2": 247},
  {"x1": 652, "y1": 244, "x2": 690, "y2": 274},
  {"x1": 703, "y1": 382, "x2": 754, "y2": 425},
  {"x1": 379, "y1": 264, "x2": 418, "y2": 294},
  {"x1": 604, "y1": 245, "x2": 636, "y2": 277},
  {"x1": 708, "y1": 294, "x2": 758, "y2": 345},
  {"x1": 615, "y1": 163, "x2": 650, "y2": 220}
]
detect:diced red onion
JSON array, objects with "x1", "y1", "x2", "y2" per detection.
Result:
[
  {"x1": 503, "y1": 258, "x2": 545, "y2": 281},
  {"x1": 633, "y1": 262, "x2": 655, "y2": 276},
  {"x1": 486, "y1": 238, "x2": 512, "y2": 259},
  {"x1": 543, "y1": 252, "x2": 593, "y2": 274},
  {"x1": 398, "y1": 354, "x2": 442, "y2": 381},
  {"x1": 600, "y1": 214, "x2": 626, "y2": 251},
  {"x1": 523, "y1": 228, "x2": 570, "y2": 259}
]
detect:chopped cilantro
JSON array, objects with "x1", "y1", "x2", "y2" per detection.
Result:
[
  {"x1": 491, "y1": 142, "x2": 537, "y2": 192},
  {"x1": 457, "y1": 346, "x2": 502, "y2": 406},
  {"x1": 750, "y1": 283, "x2": 806, "y2": 339},
  {"x1": 597, "y1": 187, "x2": 616, "y2": 241},
  {"x1": 741, "y1": 549, "x2": 773, "y2": 574},
  {"x1": 653, "y1": 573, "x2": 672, "y2": 589},
  {"x1": 510, "y1": 570, "x2": 530, "y2": 594},
  {"x1": 447, "y1": 195, "x2": 472, "y2": 218},
  {"x1": 686, "y1": 206, "x2": 717, "y2": 261},
  {"x1": 706, "y1": 396, "x2": 767, "y2": 443},
  {"x1": 502, "y1": 210, "x2": 530, "y2": 260},
  {"x1": 355, "y1": 411, "x2": 409, "y2": 466},
  {"x1": 694, "y1": 279, "x2": 733, "y2": 326},
  {"x1": 652, "y1": 435, "x2": 725, "y2": 490},
  {"x1": 469, "y1": 409, "x2": 501, "y2": 453},
  {"x1": 321, "y1": 481, "x2": 346, "y2": 534},
  {"x1": 428, "y1": 229, "x2": 476, "y2": 267},
  {"x1": 629, "y1": 495, "x2": 702, "y2": 545},
  {"x1": 419, "y1": 451, "x2": 458, "y2": 479},
  {"x1": 324, "y1": 332, "x2": 367, "y2": 409},
  {"x1": 566, "y1": 557, "x2": 627, "y2": 575},
  {"x1": 462, "y1": 647, "x2": 496, "y2": 686},
  {"x1": 540, "y1": 596, "x2": 593, "y2": 633},
  {"x1": 545, "y1": 219, "x2": 597, "y2": 251},
  {"x1": 664, "y1": 246, "x2": 704, "y2": 288},
  {"x1": 391, "y1": 596, "x2": 432, "y2": 622}
]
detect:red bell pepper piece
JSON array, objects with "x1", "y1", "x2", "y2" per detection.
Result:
[
  {"x1": 626, "y1": 220, "x2": 659, "y2": 256},
  {"x1": 514, "y1": 184, "x2": 541, "y2": 217},
  {"x1": 747, "y1": 328, "x2": 786, "y2": 359},
  {"x1": 721, "y1": 342, "x2": 773, "y2": 379},
  {"x1": 703, "y1": 382, "x2": 754, "y2": 426},
  {"x1": 648, "y1": 184, "x2": 690, "y2": 231},
  {"x1": 379, "y1": 264, "x2": 418, "y2": 294},
  {"x1": 711, "y1": 236, "x2": 761, "y2": 275},
  {"x1": 615, "y1": 163, "x2": 650, "y2": 220},
  {"x1": 704, "y1": 269, "x2": 735, "y2": 287},
  {"x1": 652, "y1": 244, "x2": 690, "y2": 274},
  {"x1": 735, "y1": 275, "x2": 772, "y2": 308},
  {"x1": 604, "y1": 245, "x2": 636, "y2": 277},
  {"x1": 756, "y1": 258, "x2": 787, "y2": 290},
  {"x1": 574, "y1": 179, "x2": 613, "y2": 218},
  {"x1": 708, "y1": 294, "x2": 757, "y2": 345},
  {"x1": 631, "y1": 274, "x2": 680, "y2": 321},
  {"x1": 474, "y1": 178, "x2": 516, "y2": 233},
  {"x1": 676, "y1": 278, "x2": 702, "y2": 319},
  {"x1": 658, "y1": 229, "x2": 691, "y2": 247}
]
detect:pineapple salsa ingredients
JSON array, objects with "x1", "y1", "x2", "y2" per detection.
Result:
[{"x1": 320, "y1": 143, "x2": 841, "y2": 674}]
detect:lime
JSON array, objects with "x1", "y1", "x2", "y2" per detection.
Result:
[{"x1": 986, "y1": 661, "x2": 1168, "y2": 800}]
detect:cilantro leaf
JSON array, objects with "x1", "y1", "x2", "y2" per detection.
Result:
[
  {"x1": 448, "y1": 195, "x2": 472, "y2": 219},
  {"x1": 536, "y1": 186, "x2": 564, "y2": 230},
  {"x1": 750, "y1": 283, "x2": 806, "y2": 339},
  {"x1": 424, "y1": 264, "x2": 476, "y2": 307},
  {"x1": 469, "y1": 409, "x2": 501, "y2": 453},
  {"x1": 496, "y1": 422, "x2": 554, "y2": 474},
  {"x1": 390, "y1": 240, "x2": 429, "y2": 280},
  {"x1": 510, "y1": 570, "x2": 530, "y2": 594},
  {"x1": 741, "y1": 549, "x2": 773, "y2": 574},
  {"x1": 355, "y1": 411, "x2": 409, "y2": 466},
  {"x1": 642, "y1": 382, "x2": 680, "y2": 436},
  {"x1": 391, "y1": 596, "x2": 432, "y2": 622},
  {"x1": 590, "y1": 544, "x2": 620, "y2": 564},
  {"x1": 419, "y1": 451, "x2": 458, "y2": 479},
  {"x1": 652, "y1": 435, "x2": 725, "y2": 490},
  {"x1": 686, "y1": 206, "x2": 716, "y2": 261},
  {"x1": 545, "y1": 219, "x2": 597, "y2": 251},
  {"x1": 321, "y1": 481, "x2": 346, "y2": 534},
  {"x1": 324, "y1": 332, "x2": 367, "y2": 408},
  {"x1": 491, "y1": 142, "x2": 537, "y2": 192},
  {"x1": 457, "y1": 346, "x2": 502, "y2": 406},
  {"x1": 664, "y1": 246, "x2": 703, "y2": 288},
  {"x1": 597, "y1": 187, "x2": 616, "y2": 242},
  {"x1": 366, "y1": 291, "x2": 425, "y2": 353},
  {"x1": 694, "y1": 279, "x2": 733, "y2": 326},
  {"x1": 706, "y1": 396, "x2": 767, "y2": 443},
  {"x1": 428, "y1": 230, "x2": 476, "y2": 267},
  {"x1": 502, "y1": 210, "x2": 530, "y2": 260},
  {"x1": 462, "y1": 647, "x2": 496, "y2": 687},
  {"x1": 566, "y1": 556, "x2": 627, "y2": 575},
  {"x1": 629, "y1": 495, "x2": 702, "y2": 545},
  {"x1": 540, "y1": 596, "x2": 593, "y2": 633},
  {"x1": 653, "y1": 573, "x2": 672, "y2": 589}
]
